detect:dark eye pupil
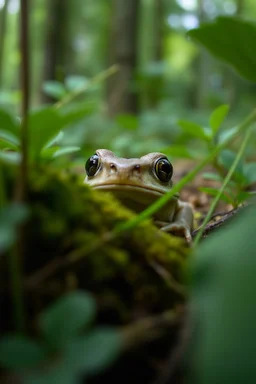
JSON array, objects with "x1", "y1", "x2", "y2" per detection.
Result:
[
  {"x1": 155, "y1": 158, "x2": 173, "y2": 182},
  {"x1": 85, "y1": 154, "x2": 100, "y2": 176}
]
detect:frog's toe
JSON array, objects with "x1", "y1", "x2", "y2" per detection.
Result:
[{"x1": 160, "y1": 223, "x2": 192, "y2": 243}]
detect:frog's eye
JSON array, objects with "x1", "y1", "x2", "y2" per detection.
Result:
[
  {"x1": 155, "y1": 158, "x2": 173, "y2": 182},
  {"x1": 85, "y1": 154, "x2": 100, "y2": 176}
]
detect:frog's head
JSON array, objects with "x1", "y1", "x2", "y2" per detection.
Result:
[{"x1": 84, "y1": 149, "x2": 177, "y2": 210}]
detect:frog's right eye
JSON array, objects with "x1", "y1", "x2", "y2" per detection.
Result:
[{"x1": 85, "y1": 154, "x2": 100, "y2": 177}]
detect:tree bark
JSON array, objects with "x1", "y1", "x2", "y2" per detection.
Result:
[
  {"x1": 106, "y1": 0, "x2": 140, "y2": 116},
  {"x1": 41, "y1": 0, "x2": 69, "y2": 103},
  {"x1": 0, "y1": 0, "x2": 10, "y2": 87}
]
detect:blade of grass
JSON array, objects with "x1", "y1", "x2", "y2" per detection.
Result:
[
  {"x1": 193, "y1": 126, "x2": 253, "y2": 246},
  {"x1": 113, "y1": 108, "x2": 256, "y2": 235}
]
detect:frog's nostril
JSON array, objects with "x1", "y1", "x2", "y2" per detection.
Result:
[{"x1": 110, "y1": 163, "x2": 117, "y2": 171}]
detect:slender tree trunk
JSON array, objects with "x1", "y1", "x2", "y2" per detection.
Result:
[
  {"x1": 106, "y1": 0, "x2": 140, "y2": 116},
  {"x1": 41, "y1": 0, "x2": 69, "y2": 103},
  {"x1": 195, "y1": 0, "x2": 211, "y2": 108},
  {"x1": 0, "y1": 0, "x2": 10, "y2": 87}
]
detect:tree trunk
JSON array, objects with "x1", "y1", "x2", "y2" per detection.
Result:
[
  {"x1": 0, "y1": 0, "x2": 10, "y2": 87},
  {"x1": 195, "y1": 0, "x2": 211, "y2": 109},
  {"x1": 106, "y1": 0, "x2": 140, "y2": 116},
  {"x1": 41, "y1": 0, "x2": 69, "y2": 103}
]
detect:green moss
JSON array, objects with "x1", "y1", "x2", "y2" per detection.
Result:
[{"x1": 5, "y1": 166, "x2": 189, "y2": 326}]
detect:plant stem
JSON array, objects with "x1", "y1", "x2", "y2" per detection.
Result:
[
  {"x1": 193, "y1": 126, "x2": 253, "y2": 246},
  {"x1": 113, "y1": 108, "x2": 256, "y2": 235}
]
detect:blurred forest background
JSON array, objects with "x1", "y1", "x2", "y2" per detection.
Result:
[{"x1": 0, "y1": 0, "x2": 256, "y2": 160}]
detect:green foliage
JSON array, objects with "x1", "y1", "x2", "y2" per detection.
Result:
[
  {"x1": 0, "y1": 204, "x2": 29, "y2": 253},
  {"x1": 176, "y1": 104, "x2": 256, "y2": 208},
  {"x1": 189, "y1": 205, "x2": 256, "y2": 383},
  {"x1": 0, "y1": 291, "x2": 121, "y2": 382},
  {"x1": 188, "y1": 17, "x2": 256, "y2": 82},
  {"x1": 39, "y1": 291, "x2": 96, "y2": 349}
]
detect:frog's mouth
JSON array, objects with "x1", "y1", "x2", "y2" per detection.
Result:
[{"x1": 92, "y1": 184, "x2": 179, "y2": 207}]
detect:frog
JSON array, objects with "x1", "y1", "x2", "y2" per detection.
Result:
[{"x1": 84, "y1": 149, "x2": 193, "y2": 242}]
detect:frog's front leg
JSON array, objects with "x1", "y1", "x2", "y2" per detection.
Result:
[{"x1": 156, "y1": 201, "x2": 193, "y2": 243}]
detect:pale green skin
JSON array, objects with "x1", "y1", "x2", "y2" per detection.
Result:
[{"x1": 84, "y1": 149, "x2": 193, "y2": 242}]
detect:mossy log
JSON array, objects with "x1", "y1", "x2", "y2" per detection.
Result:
[{"x1": 1, "y1": 167, "x2": 189, "y2": 383}]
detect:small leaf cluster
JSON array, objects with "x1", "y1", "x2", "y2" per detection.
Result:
[
  {"x1": 0, "y1": 102, "x2": 96, "y2": 165},
  {"x1": 0, "y1": 291, "x2": 121, "y2": 384},
  {"x1": 169, "y1": 104, "x2": 255, "y2": 207}
]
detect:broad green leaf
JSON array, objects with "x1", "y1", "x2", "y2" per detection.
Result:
[
  {"x1": 0, "y1": 109, "x2": 19, "y2": 134},
  {"x1": 178, "y1": 120, "x2": 209, "y2": 141},
  {"x1": 0, "y1": 203, "x2": 29, "y2": 253},
  {"x1": 42, "y1": 81, "x2": 67, "y2": 100},
  {"x1": 0, "y1": 335, "x2": 47, "y2": 369},
  {"x1": 243, "y1": 163, "x2": 256, "y2": 185},
  {"x1": 0, "y1": 151, "x2": 21, "y2": 165},
  {"x1": 0, "y1": 130, "x2": 20, "y2": 150},
  {"x1": 63, "y1": 328, "x2": 121, "y2": 374},
  {"x1": 116, "y1": 114, "x2": 138, "y2": 130},
  {"x1": 28, "y1": 107, "x2": 63, "y2": 159},
  {"x1": 53, "y1": 146, "x2": 80, "y2": 158},
  {"x1": 188, "y1": 17, "x2": 256, "y2": 82},
  {"x1": 209, "y1": 104, "x2": 229, "y2": 135},
  {"x1": 189, "y1": 205, "x2": 256, "y2": 383},
  {"x1": 39, "y1": 291, "x2": 96, "y2": 349}
]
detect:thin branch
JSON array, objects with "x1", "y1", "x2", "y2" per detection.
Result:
[{"x1": 10, "y1": 0, "x2": 30, "y2": 333}]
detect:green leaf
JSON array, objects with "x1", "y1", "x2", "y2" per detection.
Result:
[
  {"x1": 0, "y1": 335, "x2": 47, "y2": 369},
  {"x1": 243, "y1": 163, "x2": 256, "y2": 185},
  {"x1": 59, "y1": 101, "x2": 97, "y2": 127},
  {"x1": 53, "y1": 146, "x2": 80, "y2": 158},
  {"x1": 0, "y1": 130, "x2": 20, "y2": 150},
  {"x1": 0, "y1": 203, "x2": 29, "y2": 253},
  {"x1": 39, "y1": 291, "x2": 96, "y2": 349},
  {"x1": 0, "y1": 151, "x2": 21, "y2": 165},
  {"x1": 235, "y1": 191, "x2": 253, "y2": 205},
  {"x1": 116, "y1": 114, "x2": 138, "y2": 130},
  {"x1": 189, "y1": 205, "x2": 256, "y2": 383},
  {"x1": 209, "y1": 104, "x2": 229, "y2": 135},
  {"x1": 178, "y1": 120, "x2": 209, "y2": 141},
  {"x1": 25, "y1": 366, "x2": 78, "y2": 384},
  {"x1": 28, "y1": 107, "x2": 63, "y2": 159},
  {"x1": 40, "y1": 146, "x2": 60, "y2": 160},
  {"x1": 188, "y1": 17, "x2": 256, "y2": 82},
  {"x1": 218, "y1": 126, "x2": 238, "y2": 144},
  {"x1": 63, "y1": 328, "x2": 122, "y2": 374},
  {"x1": 65, "y1": 75, "x2": 89, "y2": 91},
  {"x1": 0, "y1": 109, "x2": 19, "y2": 135},
  {"x1": 42, "y1": 81, "x2": 67, "y2": 100},
  {"x1": 199, "y1": 187, "x2": 233, "y2": 204},
  {"x1": 161, "y1": 145, "x2": 198, "y2": 159},
  {"x1": 218, "y1": 149, "x2": 244, "y2": 175},
  {"x1": 202, "y1": 172, "x2": 223, "y2": 182}
]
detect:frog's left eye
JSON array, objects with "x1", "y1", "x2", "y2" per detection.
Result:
[
  {"x1": 155, "y1": 158, "x2": 173, "y2": 182},
  {"x1": 85, "y1": 154, "x2": 100, "y2": 176}
]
